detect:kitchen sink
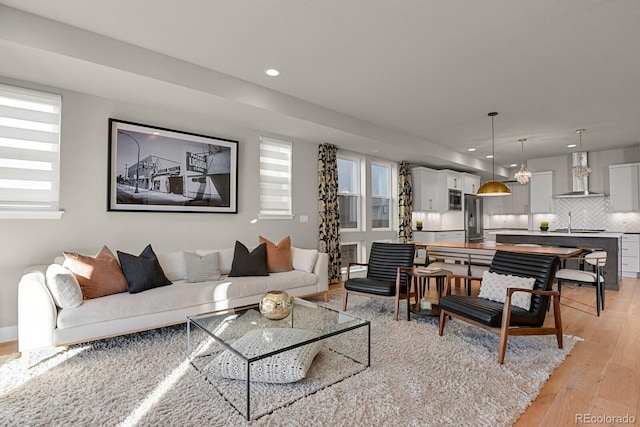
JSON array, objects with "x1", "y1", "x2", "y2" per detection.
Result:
[{"x1": 550, "y1": 228, "x2": 605, "y2": 233}]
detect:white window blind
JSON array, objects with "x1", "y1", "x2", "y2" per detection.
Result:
[
  {"x1": 259, "y1": 136, "x2": 293, "y2": 219},
  {"x1": 0, "y1": 84, "x2": 62, "y2": 218}
]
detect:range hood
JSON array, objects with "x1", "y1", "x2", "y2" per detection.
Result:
[{"x1": 554, "y1": 152, "x2": 604, "y2": 198}]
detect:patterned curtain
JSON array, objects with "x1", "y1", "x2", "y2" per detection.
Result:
[
  {"x1": 318, "y1": 143, "x2": 342, "y2": 283},
  {"x1": 398, "y1": 161, "x2": 413, "y2": 243}
]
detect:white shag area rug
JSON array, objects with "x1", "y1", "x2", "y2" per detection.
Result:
[{"x1": 0, "y1": 294, "x2": 578, "y2": 426}]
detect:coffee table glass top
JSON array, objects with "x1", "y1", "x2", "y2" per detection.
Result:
[
  {"x1": 187, "y1": 297, "x2": 369, "y2": 361},
  {"x1": 187, "y1": 297, "x2": 371, "y2": 420}
]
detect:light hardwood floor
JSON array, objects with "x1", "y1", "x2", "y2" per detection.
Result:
[{"x1": 1, "y1": 280, "x2": 638, "y2": 425}]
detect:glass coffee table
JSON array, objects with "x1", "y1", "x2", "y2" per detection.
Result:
[{"x1": 187, "y1": 297, "x2": 370, "y2": 420}]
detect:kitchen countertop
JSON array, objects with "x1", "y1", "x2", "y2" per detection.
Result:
[{"x1": 492, "y1": 230, "x2": 624, "y2": 238}]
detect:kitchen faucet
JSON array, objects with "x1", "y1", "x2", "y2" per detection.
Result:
[{"x1": 568, "y1": 211, "x2": 572, "y2": 234}]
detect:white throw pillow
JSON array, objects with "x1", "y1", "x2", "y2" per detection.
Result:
[
  {"x1": 45, "y1": 264, "x2": 83, "y2": 308},
  {"x1": 478, "y1": 271, "x2": 536, "y2": 311},
  {"x1": 183, "y1": 251, "x2": 221, "y2": 282},
  {"x1": 156, "y1": 251, "x2": 187, "y2": 282},
  {"x1": 291, "y1": 247, "x2": 318, "y2": 273},
  {"x1": 210, "y1": 328, "x2": 322, "y2": 383}
]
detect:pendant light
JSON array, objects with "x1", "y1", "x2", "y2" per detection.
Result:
[
  {"x1": 514, "y1": 138, "x2": 532, "y2": 184},
  {"x1": 571, "y1": 129, "x2": 591, "y2": 178},
  {"x1": 477, "y1": 112, "x2": 512, "y2": 196}
]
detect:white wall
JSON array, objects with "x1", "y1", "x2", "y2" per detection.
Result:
[{"x1": 0, "y1": 78, "x2": 322, "y2": 339}]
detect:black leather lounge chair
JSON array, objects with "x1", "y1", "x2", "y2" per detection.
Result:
[
  {"x1": 342, "y1": 242, "x2": 416, "y2": 321},
  {"x1": 438, "y1": 250, "x2": 562, "y2": 364}
]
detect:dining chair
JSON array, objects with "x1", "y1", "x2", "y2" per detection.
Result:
[{"x1": 555, "y1": 251, "x2": 607, "y2": 316}]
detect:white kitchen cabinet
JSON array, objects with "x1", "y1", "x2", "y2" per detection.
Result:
[
  {"x1": 412, "y1": 167, "x2": 441, "y2": 211},
  {"x1": 484, "y1": 182, "x2": 527, "y2": 215},
  {"x1": 439, "y1": 170, "x2": 462, "y2": 190},
  {"x1": 529, "y1": 171, "x2": 554, "y2": 213},
  {"x1": 413, "y1": 230, "x2": 465, "y2": 243},
  {"x1": 621, "y1": 234, "x2": 639, "y2": 278},
  {"x1": 437, "y1": 170, "x2": 463, "y2": 211},
  {"x1": 609, "y1": 163, "x2": 639, "y2": 212},
  {"x1": 485, "y1": 195, "x2": 512, "y2": 215},
  {"x1": 462, "y1": 173, "x2": 481, "y2": 195},
  {"x1": 510, "y1": 182, "x2": 529, "y2": 214}
]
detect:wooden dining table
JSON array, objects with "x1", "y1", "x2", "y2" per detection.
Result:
[{"x1": 414, "y1": 241, "x2": 584, "y2": 258}]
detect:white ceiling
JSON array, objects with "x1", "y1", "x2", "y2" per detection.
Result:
[{"x1": 1, "y1": 0, "x2": 639, "y2": 179}]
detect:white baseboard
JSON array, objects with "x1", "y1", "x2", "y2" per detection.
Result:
[{"x1": 0, "y1": 326, "x2": 18, "y2": 343}]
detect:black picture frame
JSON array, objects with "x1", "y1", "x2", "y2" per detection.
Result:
[{"x1": 108, "y1": 119, "x2": 238, "y2": 213}]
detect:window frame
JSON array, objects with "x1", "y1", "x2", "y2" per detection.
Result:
[
  {"x1": 337, "y1": 154, "x2": 364, "y2": 232},
  {"x1": 370, "y1": 161, "x2": 393, "y2": 230}
]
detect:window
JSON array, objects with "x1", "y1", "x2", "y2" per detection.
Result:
[
  {"x1": 0, "y1": 84, "x2": 62, "y2": 219},
  {"x1": 337, "y1": 156, "x2": 361, "y2": 230},
  {"x1": 340, "y1": 242, "x2": 361, "y2": 269},
  {"x1": 371, "y1": 163, "x2": 391, "y2": 229},
  {"x1": 259, "y1": 136, "x2": 293, "y2": 219}
]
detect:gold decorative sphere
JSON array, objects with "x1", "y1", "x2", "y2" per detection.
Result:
[{"x1": 259, "y1": 290, "x2": 293, "y2": 320}]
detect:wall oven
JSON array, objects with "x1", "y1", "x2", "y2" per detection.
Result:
[{"x1": 448, "y1": 189, "x2": 462, "y2": 211}]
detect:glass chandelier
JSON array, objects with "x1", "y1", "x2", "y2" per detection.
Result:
[
  {"x1": 514, "y1": 138, "x2": 531, "y2": 184},
  {"x1": 571, "y1": 129, "x2": 591, "y2": 178}
]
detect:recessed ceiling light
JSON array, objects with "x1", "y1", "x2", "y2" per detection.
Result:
[
  {"x1": 468, "y1": 148, "x2": 476, "y2": 152},
  {"x1": 567, "y1": 144, "x2": 577, "y2": 148},
  {"x1": 486, "y1": 155, "x2": 494, "y2": 159},
  {"x1": 265, "y1": 68, "x2": 281, "y2": 77},
  {"x1": 510, "y1": 163, "x2": 518, "y2": 167}
]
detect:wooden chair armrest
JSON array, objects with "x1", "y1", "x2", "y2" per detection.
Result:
[{"x1": 346, "y1": 262, "x2": 368, "y2": 280}]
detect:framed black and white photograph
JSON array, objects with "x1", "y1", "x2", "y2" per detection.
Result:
[{"x1": 108, "y1": 119, "x2": 238, "y2": 213}]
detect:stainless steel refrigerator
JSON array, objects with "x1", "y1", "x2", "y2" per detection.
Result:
[{"x1": 464, "y1": 194, "x2": 484, "y2": 243}]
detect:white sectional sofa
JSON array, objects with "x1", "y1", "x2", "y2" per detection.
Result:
[{"x1": 18, "y1": 246, "x2": 328, "y2": 366}]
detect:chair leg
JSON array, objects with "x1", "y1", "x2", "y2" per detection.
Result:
[
  {"x1": 557, "y1": 280, "x2": 562, "y2": 300},
  {"x1": 595, "y1": 280, "x2": 601, "y2": 317},
  {"x1": 438, "y1": 309, "x2": 446, "y2": 336},
  {"x1": 343, "y1": 290, "x2": 348, "y2": 311},
  {"x1": 552, "y1": 294, "x2": 563, "y2": 349},
  {"x1": 498, "y1": 306, "x2": 513, "y2": 364},
  {"x1": 394, "y1": 294, "x2": 400, "y2": 321}
]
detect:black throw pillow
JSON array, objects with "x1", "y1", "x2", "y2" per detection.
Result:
[
  {"x1": 228, "y1": 241, "x2": 269, "y2": 277},
  {"x1": 117, "y1": 244, "x2": 172, "y2": 294}
]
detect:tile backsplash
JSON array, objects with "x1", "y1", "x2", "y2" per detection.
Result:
[{"x1": 487, "y1": 197, "x2": 640, "y2": 232}]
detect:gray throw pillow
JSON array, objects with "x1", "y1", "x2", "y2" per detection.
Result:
[
  {"x1": 228, "y1": 241, "x2": 268, "y2": 277},
  {"x1": 184, "y1": 251, "x2": 221, "y2": 282}
]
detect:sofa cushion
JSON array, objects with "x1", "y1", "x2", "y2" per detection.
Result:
[
  {"x1": 478, "y1": 271, "x2": 535, "y2": 311},
  {"x1": 209, "y1": 328, "x2": 322, "y2": 383},
  {"x1": 156, "y1": 251, "x2": 187, "y2": 281},
  {"x1": 45, "y1": 264, "x2": 83, "y2": 308},
  {"x1": 117, "y1": 245, "x2": 172, "y2": 294},
  {"x1": 184, "y1": 251, "x2": 221, "y2": 283},
  {"x1": 228, "y1": 241, "x2": 268, "y2": 277},
  {"x1": 259, "y1": 235, "x2": 293, "y2": 273},
  {"x1": 63, "y1": 246, "x2": 129, "y2": 299}
]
